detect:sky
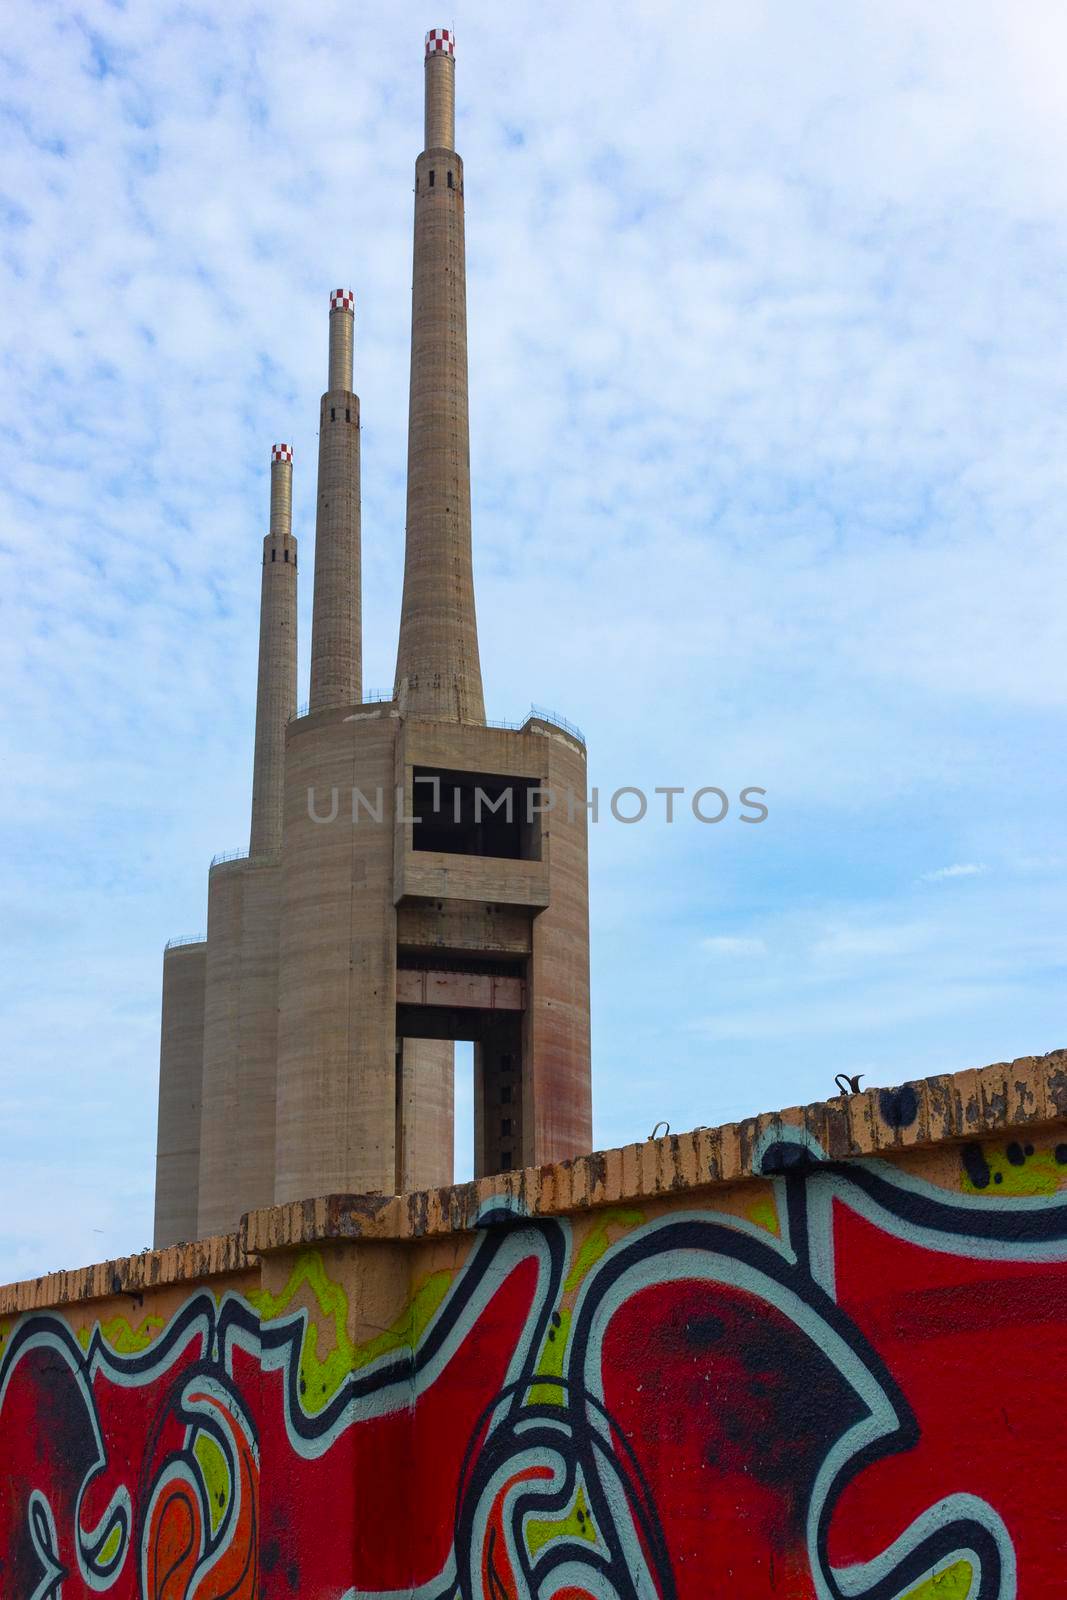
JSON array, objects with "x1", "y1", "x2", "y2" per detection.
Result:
[{"x1": 1, "y1": 0, "x2": 1065, "y2": 1284}]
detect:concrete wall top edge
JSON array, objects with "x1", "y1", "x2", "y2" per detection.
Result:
[
  {"x1": 0, "y1": 1232, "x2": 249, "y2": 1318},
  {"x1": 6, "y1": 1047, "x2": 1065, "y2": 1314}
]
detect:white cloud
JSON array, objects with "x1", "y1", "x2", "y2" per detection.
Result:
[
  {"x1": 701, "y1": 936, "x2": 767, "y2": 958},
  {"x1": 920, "y1": 863, "x2": 988, "y2": 882}
]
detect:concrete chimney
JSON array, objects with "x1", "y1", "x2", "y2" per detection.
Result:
[
  {"x1": 309, "y1": 291, "x2": 362, "y2": 711},
  {"x1": 393, "y1": 28, "x2": 485, "y2": 723},
  {"x1": 249, "y1": 444, "x2": 297, "y2": 858}
]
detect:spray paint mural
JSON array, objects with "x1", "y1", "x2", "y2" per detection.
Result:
[{"x1": 3, "y1": 1129, "x2": 1067, "y2": 1598}]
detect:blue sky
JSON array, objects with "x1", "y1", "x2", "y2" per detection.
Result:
[{"x1": 1, "y1": 1, "x2": 1065, "y2": 1283}]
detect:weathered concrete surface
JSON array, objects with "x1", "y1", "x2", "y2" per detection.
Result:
[
  {"x1": 19, "y1": 1048, "x2": 1067, "y2": 1314},
  {"x1": 152, "y1": 941, "x2": 206, "y2": 1248}
]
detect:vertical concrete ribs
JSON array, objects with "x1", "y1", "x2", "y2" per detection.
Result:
[{"x1": 394, "y1": 28, "x2": 485, "y2": 723}]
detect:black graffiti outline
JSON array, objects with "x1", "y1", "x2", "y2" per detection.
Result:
[{"x1": 4, "y1": 1152, "x2": 1067, "y2": 1600}]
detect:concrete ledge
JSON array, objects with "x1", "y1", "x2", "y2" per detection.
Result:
[
  {"x1": 246, "y1": 1048, "x2": 1067, "y2": 1250},
  {"x1": 0, "y1": 1232, "x2": 248, "y2": 1318},
  {"x1": 4, "y1": 1048, "x2": 1065, "y2": 1316}
]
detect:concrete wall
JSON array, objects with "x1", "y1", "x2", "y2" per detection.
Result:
[
  {"x1": 275, "y1": 705, "x2": 400, "y2": 1201},
  {"x1": 153, "y1": 940, "x2": 206, "y2": 1247},
  {"x1": 8, "y1": 1051, "x2": 1067, "y2": 1596}
]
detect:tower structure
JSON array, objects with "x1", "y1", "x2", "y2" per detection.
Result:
[
  {"x1": 394, "y1": 27, "x2": 484, "y2": 723},
  {"x1": 309, "y1": 292, "x2": 361, "y2": 712},
  {"x1": 153, "y1": 30, "x2": 592, "y2": 1247}
]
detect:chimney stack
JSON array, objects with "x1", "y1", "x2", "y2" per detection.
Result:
[
  {"x1": 393, "y1": 28, "x2": 485, "y2": 723},
  {"x1": 309, "y1": 291, "x2": 362, "y2": 711},
  {"x1": 249, "y1": 444, "x2": 297, "y2": 857}
]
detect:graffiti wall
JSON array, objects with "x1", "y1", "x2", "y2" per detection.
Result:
[{"x1": 3, "y1": 1124, "x2": 1067, "y2": 1599}]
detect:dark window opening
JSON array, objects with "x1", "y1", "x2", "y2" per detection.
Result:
[
  {"x1": 500, "y1": 1152, "x2": 513, "y2": 1171},
  {"x1": 500, "y1": 1084, "x2": 512, "y2": 1104},
  {"x1": 271, "y1": 548, "x2": 276, "y2": 562},
  {"x1": 447, "y1": 169, "x2": 453, "y2": 188},
  {"x1": 429, "y1": 169, "x2": 435, "y2": 187},
  {"x1": 411, "y1": 767, "x2": 543, "y2": 860},
  {"x1": 284, "y1": 549, "x2": 289, "y2": 562},
  {"x1": 345, "y1": 406, "x2": 351, "y2": 421},
  {"x1": 501, "y1": 1053, "x2": 513, "y2": 1072},
  {"x1": 397, "y1": 952, "x2": 524, "y2": 982},
  {"x1": 331, "y1": 406, "x2": 336, "y2": 421},
  {"x1": 501, "y1": 1118, "x2": 512, "y2": 1137}
]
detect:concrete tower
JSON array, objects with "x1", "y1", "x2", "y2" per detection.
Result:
[
  {"x1": 309, "y1": 293, "x2": 361, "y2": 711},
  {"x1": 154, "y1": 30, "x2": 592, "y2": 1244},
  {"x1": 250, "y1": 445, "x2": 298, "y2": 856},
  {"x1": 197, "y1": 448, "x2": 295, "y2": 1239},
  {"x1": 152, "y1": 938, "x2": 206, "y2": 1247},
  {"x1": 394, "y1": 27, "x2": 484, "y2": 723},
  {"x1": 273, "y1": 29, "x2": 590, "y2": 1206}
]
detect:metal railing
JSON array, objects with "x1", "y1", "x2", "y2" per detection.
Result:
[
  {"x1": 289, "y1": 688, "x2": 393, "y2": 722},
  {"x1": 164, "y1": 934, "x2": 206, "y2": 950},
  {"x1": 527, "y1": 704, "x2": 586, "y2": 745},
  {"x1": 283, "y1": 696, "x2": 585, "y2": 742},
  {"x1": 210, "y1": 848, "x2": 248, "y2": 867}
]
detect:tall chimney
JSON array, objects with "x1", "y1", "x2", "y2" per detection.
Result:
[
  {"x1": 393, "y1": 28, "x2": 485, "y2": 723},
  {"x1": 309, "y1": 290, "x2": 362, "y2": 710},
  {"x1": 249, "y1": 444, "x2": 297, "y2": 857}
]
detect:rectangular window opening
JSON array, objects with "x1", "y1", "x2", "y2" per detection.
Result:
[{"x1": 411, "y1": 767, "x2": 543, "y2": 860}]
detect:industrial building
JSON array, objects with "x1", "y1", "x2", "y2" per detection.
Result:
[{"x1": 153, "y1": 29, "x2": 593, "y2": 1247}]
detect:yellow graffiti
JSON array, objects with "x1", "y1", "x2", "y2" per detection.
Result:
[
  {"x1": 194, "y1": 1432, "x2": 230, "y2": 1535},
  {"x1": 526, "y1": 1484, "x2": 598, "y2": 1555},
  {"x1": 962, "y1": 1144, "x2": 1066, "y2": 1197},
  {"x1": 903, "y1": 1559, "x2": 974, "y2": 1598},
  {"x1": 248, "y1": 1250, "x2": 452, "y2": 1413},
  {"x1": 564, "y1": 1209, "x2": 643, "y2": 1294},
  {"x1": 527, "y1": 1307, "x2": 572, "y2": 1408},
  {"x1": 76, "y1": 1314, "x2": 165, "y2": 1353},
  {"x1": 746, "y1": 1196, "x2": 780, "y2": 1235},
  {"x1": 98, "y1": 1521, "x2": 123, "y2": 1566}
]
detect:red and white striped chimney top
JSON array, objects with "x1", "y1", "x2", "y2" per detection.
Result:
[
  {"x1": 425, "y1": 28, "x2": 454, "y2": 55},
  {"x1": 330, "y1": 288, "x2": 355, "y2": 313},
  {"x1": 271, "y1": 443, "x2": 293, "y2": 464}
]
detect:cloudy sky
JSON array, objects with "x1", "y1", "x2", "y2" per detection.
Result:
[{"x1": 1, "y1": 0, "x2": 1065, "y2": 1283}]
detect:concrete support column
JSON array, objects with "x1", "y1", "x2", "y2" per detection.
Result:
[
  {"x1": 309, "y1": 292, "x2": 362, "y2": 712},
  {"x1": 250, "y1": 445, "x2": 298, "y2": 859},
  {"x1": 394, "y1": 29, "x2": 485, "y2": 724},
  {"x1": 396, "y1": 1038, "x2": 454, "y2": 1191},
  {"x1": 197, "y1": 861, "x2": 245, "y2": 1237},
  {"x1": 153, "y1": 941, "x2": 206, "y2": 1247}
]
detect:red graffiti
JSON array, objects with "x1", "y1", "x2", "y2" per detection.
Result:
[{"x1": 2, "y1": 1149, "x2": 1065, "y2": 1599}]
